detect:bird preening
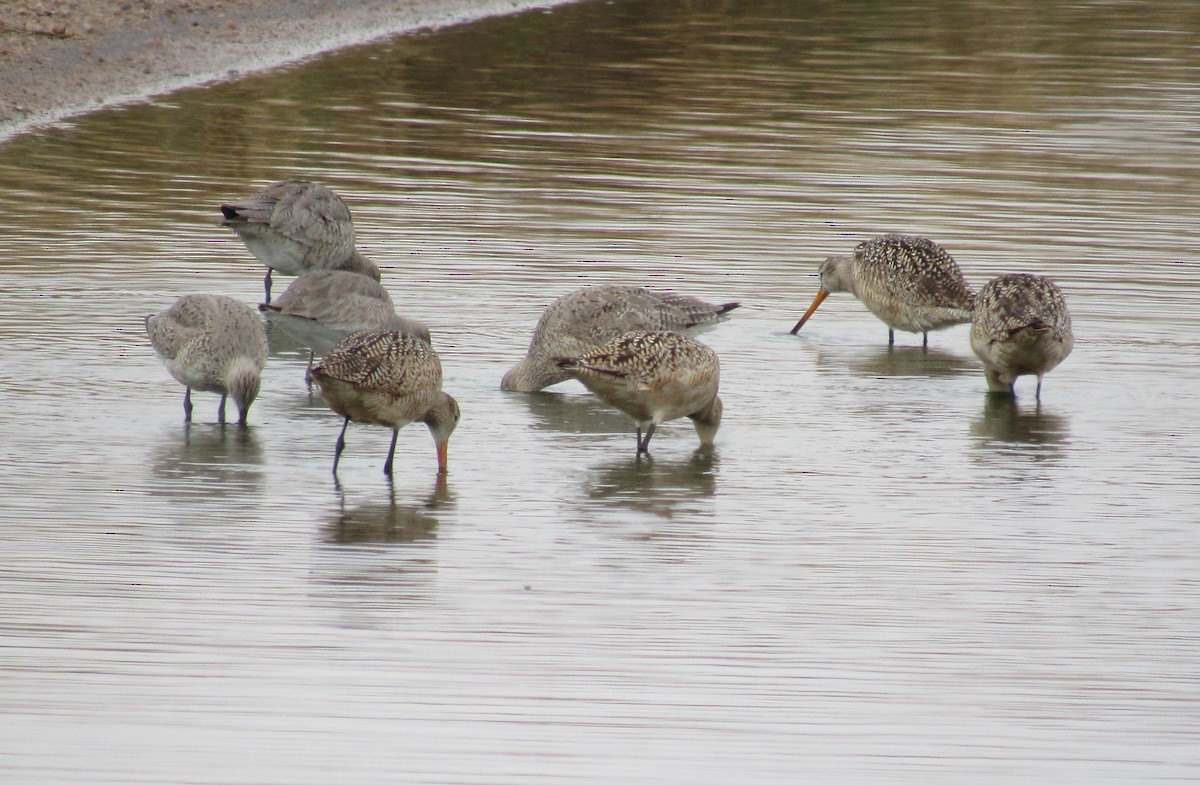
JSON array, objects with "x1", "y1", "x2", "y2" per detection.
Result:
[{"x1": 220, "y1": 179, "x2": 380, "y2": 304}]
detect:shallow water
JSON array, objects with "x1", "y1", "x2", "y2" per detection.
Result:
[{"x1": 1, "y1": 0, "x2": 1198, "y2": 782}]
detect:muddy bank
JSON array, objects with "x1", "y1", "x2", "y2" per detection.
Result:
[{"x1": 0, "y1": 0, "x2": 578, "y2": 140}]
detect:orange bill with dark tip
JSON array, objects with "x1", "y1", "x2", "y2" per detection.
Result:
[{"x1": 790, "y1": 289, "x2": 829, "y2": 334}]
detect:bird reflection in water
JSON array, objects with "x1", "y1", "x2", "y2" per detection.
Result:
[
  {"x1": 149, "y1": 423, "x2": 266, "y2": 501},
  {"x1": 796, "y1": 333, "x2": 973, "y2": 381},
  {"x1": 970, "y1": 395, "x2": 1070, "y2": 460},
  {"x1": 584, "y1": 449, "x2": 718, "y2": 521},
  {"x1": 328, "y1": 473, "x2": 453, "y2": 544},
  {"x1": 518, "y1": 389, "x2": 637, "y2": 434},
  {"x1": 844, "y1": 343, "x2": 971, "y2": 380}
]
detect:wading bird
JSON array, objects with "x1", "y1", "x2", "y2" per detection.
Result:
[
  {"x1": 263, "y1": 269, "x2": 429, "y2": 339},
  {"x1": 970, "y1": 273, "x2": 1073, "y2": 399},
  {"x1": 221, "y1": 180, "x2": 380, "y2": 303},
  {"x1": 310, "y1": 330, "x2": 460, "y2": 476},
  {"x1": 503, "y1": 285, "x2": 738, "y2": 392},
  {"x1": 146, "y1": 294, "x2": 268, "y2": 425},
  {"x1": 790, "y1": 234, "x2": 975, "y2": 346},
  {"x1": 556, "y1": 330, "x2": 721, "y2": 456}
]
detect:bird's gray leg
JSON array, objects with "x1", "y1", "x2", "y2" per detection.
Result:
[
  {"x1": 333, "y1": 416, "x2": 350, "y2": 474},
  {"x1": 922, "y1": 331, "x2": 929, "y2": 348},
  {"x1": 264, "y1": 268, "x2": 273, "y2": 305},
  {"x1": 217, "y1": 393, "x2": 227, "y2": 425},
  {"x1": 637, "y1": 424, "x2": 657, "y2": 455},
  {"x1": 1035, "y1": 374, "x2": 1044, "y2": 401},
  {"x1": 305, "y1": 349, "x2": 315, "y2": 388},
  {"x1": 888, "y1": 328, "x2": 895, "y2": 346},
  {"x1": 383, "y1": 428, "x2": 400, "y2": 475},
  {"x1": 183, "y1": 387, "x2": 193, "y2": 422}
]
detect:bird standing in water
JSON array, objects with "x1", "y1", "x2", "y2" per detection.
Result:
[
  {"x1": 221, "y1": 180, "x2": 381, "y2": 303},
  {"x1": 790, "y1": 234, "x2": 975, "y2": 346},
  {"x1": 310, "y1": 330, "x2": 460, "y2": 476},
  {"x1": 970, "y1": 273, "x2": 1073, "y2": 399},
  {"x1": 146, "y1": 294, "x2": 268, "y2": 425},
  {"x1": 262, "y1": 268, "x2": 429, "y2": 340},
  {"x1": 556, "y1": 330, "x2": 722, "y2": 455},
  {"x1": 503, "y1": 285, "x2": 739, "y2": 392}
]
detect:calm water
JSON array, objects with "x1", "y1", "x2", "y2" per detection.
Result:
[{"x1": 1, "y1": 0, "x2": 1198, "y2": 782}]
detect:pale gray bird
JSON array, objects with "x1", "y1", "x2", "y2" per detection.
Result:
[
  {"x1": 221, "y1": 180, "x2": 381, "y2": 303},
  {"x1": 146, "y1": 294, "x2": 268, "y2": 425},
  {"x1": 502, "y1": 285, "x2": 739, "y2": 392},
  {"x1": 791, "y1": 234, "x2": 975, "y2": 346},
  {"x1": 556, "y1": 330, "x2": 722, "y2": 455},
  {"x1": 311, "y1": 330, "x2": 460, "y2": 476},
  {"x1": 970, "y1": 273, "x2": 1074, "y2": 399},
  {"x1": 262, "y1": 269, "x2": 430, "y2": 341}
]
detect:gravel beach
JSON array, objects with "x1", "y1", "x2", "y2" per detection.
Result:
[{"x1": 0, "y1": 0, "x2": 576, "y2": 140}]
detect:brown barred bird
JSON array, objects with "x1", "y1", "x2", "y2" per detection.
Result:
[
  {"x1": 502, "y1": 285, "x2": 739, "y2": 392},
  {"x1": 790, "y1": 234, "x2": 975, "y2": 346},
  {"x1": 221, "y1": 180, "x2": 381, "y2": 304},
  {"x1": 146, "y1": 294, "x2": 268, "y2": 426},
  {"x1": 970, "y1": 273, "x2": 1074, "y2": 400},
  {"x1": 556, "y1": 331, "x2": 722, "y2": 455},
  {"x1": 310, "y1": 330, "x2": 460, "y2": 476}
]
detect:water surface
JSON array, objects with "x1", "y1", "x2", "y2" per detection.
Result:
[{"x1": 1, "y1": 0, "x2": 1197, "y2": 782}]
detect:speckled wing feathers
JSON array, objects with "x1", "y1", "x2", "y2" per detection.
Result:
[
  {"x1": 312, "y1": 331, "x2": 441, "y2": 399},
  {"x1": 973, "y1": 273, "x2": 1071, "y2": 342},
  {"x1": 534, "y1": 286, "x2": 736, "y2": 351},
  {"x1": 565, "y1": 331, "x2": 715, "y2": 384},
  {"x1": 855, "y1": 234, "x2": 975, "y2": 311},
  {"x1": 501, "y1": 285, "x2": 738, "y2": 392},
  {"x1": 556, "y1": 331, "x2": 722, "y2": 446}
]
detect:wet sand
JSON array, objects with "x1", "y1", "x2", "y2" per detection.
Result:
[{"x1": 0, "y1": 0, "x2": 577, "y2": 140}]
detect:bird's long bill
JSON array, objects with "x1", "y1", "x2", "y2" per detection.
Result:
[
  {"x1": 790, "y1": 289, "x2": 829, "y2": 334},
  {"x1": 436, "y1": 441, "x2": 449, "y2": 474}
]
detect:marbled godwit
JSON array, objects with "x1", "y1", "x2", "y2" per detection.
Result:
[
  {"x1": 310, "y1": 330, "x2": 460, "y2": 476},
  {"x1": 970, "y1": 273, "x2": 1073, "y2": 399},
  {"x1": 790, "y1": 234, "x2": 975, "y2": 346},
  {"x1": 220, "y1": 180, "x2": 381, "y2": 303},
  {"x1": 146, "y1": 294, "x2": 268, "y2": 425},
  {"x1": 556, "y1": 331, "x2": 722, "y2": 455},
  {"x1": 502, "y1": 285, "x2": 739, "y2": 392},
  {"x1": 262, "y1": 269, "x2": 430, "y2": 341}
]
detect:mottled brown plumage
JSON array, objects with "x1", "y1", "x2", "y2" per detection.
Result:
[
  {"x1": 146, "y1": 294, "x2": 268, "y2": 425},
  {"x1": 503, "y1": 285, "x2": 739, "y2": 392},
  {"x1": 791, "y1": 234, "x2": 975, "y2": 345},
  {"x1": 221, "y1": 180, "x2": 380, "y2": 303},
  {"x1": 311, "y1": 330, "x2": 459, "y2": 475},
  {"x1": 556, "y1": 330, "x2": 722, "y2": 455},
  {"x1": 970, "y1": 273, "x2": 1073, "y2": 399}
]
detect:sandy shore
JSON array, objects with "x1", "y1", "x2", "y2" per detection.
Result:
[{"x1": 0, "y1": 0, "x2": 577, "y2": 141}]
